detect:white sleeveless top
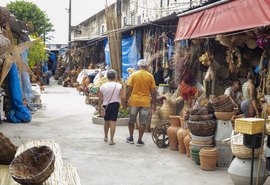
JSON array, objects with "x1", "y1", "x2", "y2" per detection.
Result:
[{"x1": 100, "y1": 82, "x2": 122, "y2": 105}]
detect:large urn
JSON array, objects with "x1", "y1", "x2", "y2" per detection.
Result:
[
  {"x1": 167, "y1": 116, "x2": 181, "y2": 151},
  {"x1": 228, "y1": 157, "x2": 268, "y2": 185}
]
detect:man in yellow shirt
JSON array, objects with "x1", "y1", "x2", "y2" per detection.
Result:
[{"x1": 124, "y1": 59, "x2": 157, "y2": 146}]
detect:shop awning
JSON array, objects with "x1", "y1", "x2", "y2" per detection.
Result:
[{"x1": 175, "y1": 0, "x2": 270, "y2": 41}]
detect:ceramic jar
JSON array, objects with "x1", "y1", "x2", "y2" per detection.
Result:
[
  {"x1": 199, "y1": 147, "x2": 218, "y2": 171},
  {"x1": 167, "y1": 116, "x2": 181, "y2": 151},
  {"x1": 177, "y1": 128, "x2": 188, "y2": 154}
]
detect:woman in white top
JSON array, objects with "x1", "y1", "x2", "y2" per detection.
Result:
[{"x1": 98, "y1": 70, "x2": 123, "y2": 145}]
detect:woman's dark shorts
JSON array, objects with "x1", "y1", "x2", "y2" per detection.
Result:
[{"x1": 103, "y1": 102, "x2": 120, "y2": 121}]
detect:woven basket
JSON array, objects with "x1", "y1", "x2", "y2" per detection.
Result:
[
  {"x1": 214, "y1": 112, "x2": 235, "y2": 121},
  {"x1": 230, "y1": 134, "x2": 260, "y2": 159},
  {"x1": 187, "y1": 120, "x2": 217, "y2": 136},
  {"x1": 235, "y1": 118, "x2": 264, "y2": 135},
  {"x1": 189, "y1": 114, "x2": 213, "y2": 121},
  {"x1": 189, "y1": 108, "x2": 208, "y2": 115},
  {"x1": 211, "y1": 95, "x2": 231, "y2": 107},
  {"x1": 214, "y1": 101, "x2": 234, "y2": 112},
  {"x1": 10, "y1": 146, "x2": 55, "y2": 185},
  {"x1": 0, "y1": 133, "x2": 17, "y2": 165}
]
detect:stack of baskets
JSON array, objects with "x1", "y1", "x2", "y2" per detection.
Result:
[
  {"x1": 211, "y1": 95, "x2": 235, "y2": 121},
  {"x1": 0, "y1": 133, "x2": 17, "y2": 165},
  {"x1": 187, "y1": 108, "x2": 216, "y2": 165},
  {"x1": 187, "y1": 108, "x2": 216, "y2": 137}
]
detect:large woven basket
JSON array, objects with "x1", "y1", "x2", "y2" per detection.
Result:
[
  {"x1": 189, "y1": 108, "x2": 208, "y2": 115},
  {"x1": 10, "y1": 146, "x2": 55, "y2": 185},
  {"x1": 187, "y1": 120, "x2": 217, "y2": 136},
  {"x1": 211, "y1": 95, "x2": 231, "y2": 107},
  {"x1": 214, "y1": 101, "x2": 234, "y2": 112},
  {"x1": 0, "y1": 133, "x2": 17, "y2": 165},
  {"x1": 189, "y1": 114, "x2": 213, "y2": 121},
  {"x1": 230, "y1": 134, "x2": 260, "y2": 159},
  {"x1": 0, "y1": 6, "x2": 10, "y2": 26}
]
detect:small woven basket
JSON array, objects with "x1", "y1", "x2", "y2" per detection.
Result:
[
  {"x1": 10, "y1": 146, "x2": 55, "y2": 185},
  {"x1": 211, "y1": 95, "x2": 231, "y2": 107},
  {"x1": 230, "y1": 134, "x2": 260, "y2": 159}
]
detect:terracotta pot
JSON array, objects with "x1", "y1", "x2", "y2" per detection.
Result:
[
  {"x1": 169, "y1": 116, "x2": 181, "y2": 127},
  {"x1": 167, "y1": 123, "x2": 180, "y2": 151},
  {"x1": 184, "y1": 133, "x2": 191, "y2": 157},
  {"x1": 160, "y1": 100, "x2": 173, "y2": 121},
  {"x1": 177, "y1": 128, "x2": 188, "y2": 154},
  {"x1": 199, "y1": 147, "x2": 218, "y2": 171}
]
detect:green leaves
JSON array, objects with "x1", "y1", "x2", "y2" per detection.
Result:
[
  {"x1": 28, "y1": 35, "x2": 48, "y2": 69},
  {"x1": 6, "y1": 1, "x2": 54, "y2": 39}
]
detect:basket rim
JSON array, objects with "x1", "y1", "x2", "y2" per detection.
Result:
[{"x1": 10, "y1": 146, "x2": 55, "y2": 181}]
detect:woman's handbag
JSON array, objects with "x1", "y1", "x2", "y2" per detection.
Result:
[{"x1": 99, "y1": 83, "x2": 117, "y2": 117}]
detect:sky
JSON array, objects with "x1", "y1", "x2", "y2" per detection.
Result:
[{"x1": 0, "y1": 0, "x2": 116, "y2": 44}]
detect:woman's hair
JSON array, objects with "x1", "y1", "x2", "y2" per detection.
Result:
[
  {"x1": 107, "y1": 69, "x2": 117, "y2": 80},
  {"x1": 247, "y1": 71, "x2": 255, "y2": 80}
]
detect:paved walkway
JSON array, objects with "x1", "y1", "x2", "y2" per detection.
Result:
[{"x1": 0, "y1": 83, "x2": 253, "y2": 185}]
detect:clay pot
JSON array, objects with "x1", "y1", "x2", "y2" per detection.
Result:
[
  {"x1": 160, "y1": 100, "x2": 173, "y2": 121},
  {"x1": 184, "y1": 133, "x2": 191, "y2": 157},
  {"x1": 167, "y1": 122, "x2": 180, "y2": 151},
  {"x1": 177, "y1": 128, "x2": 188, "y2": 154},
  {"x1": 169, "y1": 116, "x2": 181, "y2": 127},
  {"x1": 199, "y1": 147, "x2": 218, "y2": 171}
]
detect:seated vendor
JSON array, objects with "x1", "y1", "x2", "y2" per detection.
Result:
[{"x1": 224, "y1": 80, "x2": 242, "y2": 109}]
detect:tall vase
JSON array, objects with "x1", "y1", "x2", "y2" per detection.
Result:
[
  {"x1": 177, "y1": 128, "x2": 188, "y2": 154},
  {"x1": 160, "y1": 99, "x2": 173, "y2": 121},
  {"x1": 179, "y1": 98, "x2": 193, "y2": 117},
  {"x1": 167, "y1": 116, "x2": 181, "y2": 151}
]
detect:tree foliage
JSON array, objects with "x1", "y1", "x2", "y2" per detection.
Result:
[
  {"x1": 28, "y1": 36, "x2": 48, "y2": 69},
  {"x1": 6, "y1": 1, "x2": 54, "y2": 39}
]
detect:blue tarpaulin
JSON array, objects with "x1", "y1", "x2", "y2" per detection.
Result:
[
  {"x1": 7, "y1": 63, "x2": 31, "y2": 123},
  {"x1": 105, "y1": 33, "x2": 141, "y2": 79}
]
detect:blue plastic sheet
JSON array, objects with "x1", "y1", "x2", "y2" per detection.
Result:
[
  {"x1": 21, "y1": 49, "x2": 35, "y2": 111},
  {"x1": 104, "y1": 33, "x2": 141, "y2": 79},
  {"x1": 7, "y1": 63, "x2": 32, "y2": 123}
]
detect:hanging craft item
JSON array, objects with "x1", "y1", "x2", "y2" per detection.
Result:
[
  {"x1": 226, "y1": 47, "x2": 242, "y2": 73},
  {"x1": 0, "y1": 6, "x2": 11, "y2": 27},
  {"x1": 180, "y1": 81, "x2": 197, "y2": 101},
  {"x1": 199, "y1": 52, "x2": 213, "y2": 66},
  {"x1": 204, "y1": 66, "x2": 214, "y2": 81},
  {"x1": 216, "y1": 35, "x2": 245, "y2": 73}
]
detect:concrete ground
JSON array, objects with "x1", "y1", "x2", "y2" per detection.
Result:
[{"x1": 0, "y1": 83, "x2": 268, "y2": 185}]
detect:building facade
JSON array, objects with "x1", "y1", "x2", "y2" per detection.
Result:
[{"x1": 71, "y1": 0, "x2": 209, "y2": 41}]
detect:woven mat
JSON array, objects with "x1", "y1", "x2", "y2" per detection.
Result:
[{"x1": 0, "y1": 140, "x2": 81, "y2": 185}]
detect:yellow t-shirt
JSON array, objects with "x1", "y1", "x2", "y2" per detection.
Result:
[{"x1": 127, "y1": 70, "x2": 156, "y2": 107}]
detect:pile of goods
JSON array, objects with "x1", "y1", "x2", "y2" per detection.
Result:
[{"x1": 211, "y1": 95, "x2": 236, "y2": 121}]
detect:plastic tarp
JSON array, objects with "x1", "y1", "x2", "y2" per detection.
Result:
[
  {"x1": 175, "y1": 0, "x2": 270, "y2": 41},
  {"x1": 21, "y1": 49, "x2": 35, "y2": 111},
  {"x1": 105, "y1": 33, "x2": 141, "y2": 79},
  {"x1": 7, "y1": 63, "x2": 32, "y2": 123}
]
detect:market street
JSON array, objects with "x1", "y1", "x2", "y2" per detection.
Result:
[{"x1": 0, "y1": 82, "x2": 238, "y2": 185}]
